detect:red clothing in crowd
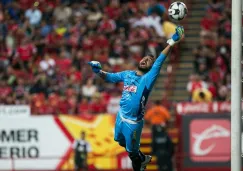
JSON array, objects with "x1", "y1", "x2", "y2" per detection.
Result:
[
  {"x1": 200, "y1": 13, "x2": 217, "y2": 31},
  {"x1": 105, "y1": 6, "x2": 121, "y2": 19},
  {"x1": 98, "y1": 19, "x2": 116, "y2": 32},
  {"x1": 89, "y1": 101, "x2": 106, "y2": 114},
  {"x1": 83, "y1": 51, "x2": 92, "y2": 61},
  {"x1": 69, "y1": 32, "x2": 80, "y2": 48},
  {"x1": 16, "y1": 44, "x2": 36, "y2": 61},
  {"x1": 38, "y1": 104, "x2": 56, "y2": 115},
  {"x1": 46, "y1": 32, "x2": 62, "y2": 44},
  {"x1": 67, "y1": 71, "x2": 82, "y2": 83},
  {"x1": 94, "y1": 36, "x2": 109, "y2": 49},
  {"x1": 208, "y1": 84, "x2": 217, "y2": 98},
  {"x1": 209, "y1": 70, "x2": 221, "y2": 83},
  {"x1": 188, "y1": 80, "x2": 207, "y2": 93},
  {"x1": 55, "y1": 58, "x2": 72, "y2": 72},
  {"x1": 78, "y1": 102, "x2": 90, "y2": 114},
  {"x1": 58, "y1": 99, "x2": 69, "y2": 114},
  {"x1": 191, "y1": 82, "x2": 203, "y2": 91},
  {"x1": 82, "y1": 37, "x2": 94, "y2": 50},
  {"x1": 0, "y1": 86, "x2": 12, "y2": 97},
  {"x1": 18, "y1": 0, "x2": 33, "y2": 10},
  {"x1": 216, "y1": 56, "x2": 227, "y2": 73},
  {"x1": 19, "y1": 0, "x2": 57, "y2": 11}
]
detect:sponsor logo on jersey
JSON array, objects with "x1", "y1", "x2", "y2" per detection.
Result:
[{"x1": 123, "y1": 85, "x2": 137, "y2": 92}]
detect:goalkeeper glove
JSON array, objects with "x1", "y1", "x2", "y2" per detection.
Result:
[
  {"x1": 167, "y1": 25, "x2": 184, "y2": 46},
  {"x1": 88, "y1": 61, "x2": 102, "y2": 74}
]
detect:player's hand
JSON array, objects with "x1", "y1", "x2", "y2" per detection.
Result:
[
  {"x1": 172, "y1": 26, "x2": 184, "y2": 41},
  {"x1": 88, "y1": 61, "x2": 102, "y2": 73},
  {"x1": 167, "y1": 25, "x2": 184, "y2": 46}
]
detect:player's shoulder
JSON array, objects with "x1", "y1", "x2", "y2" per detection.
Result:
[{"x1": 122, "y1": 70, "x2": 135, "y2": 75}]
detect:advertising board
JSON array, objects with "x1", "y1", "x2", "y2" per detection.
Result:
[
  {"x1": 176, "y1": 102, "x2": 240, "y2": 114},
  {"x1": 0, "y1": 114, "x2": 131, "y2": 170},
  {"x1": 178, "y1": 113, "x2": 243, "y2": 171},
  {"x1": 0, "y1": 105, "x2": 30, "y2": 117},
  {"x1": 0, "y1": 116, "x2": 71, "y2": 170}
]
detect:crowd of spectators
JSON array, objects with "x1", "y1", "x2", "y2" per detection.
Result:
[
  {"x1": 187, "y1": 0, "x2": 232, "y2": 102},
  {"x1": 0, "y1": 0, "x2": 177, "y2": 115}
]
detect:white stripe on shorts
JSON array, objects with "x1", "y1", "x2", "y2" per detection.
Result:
[{"x1": 119, "y1": 113, "x2": 143, "y2": 124}]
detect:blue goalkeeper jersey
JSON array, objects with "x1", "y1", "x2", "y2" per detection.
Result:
[{"x1": 105, "y1": 53, "x2": 167, "y2": 121}]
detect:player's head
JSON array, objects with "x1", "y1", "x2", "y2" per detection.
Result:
[
  {"x1": 138, "y1": 54, "x2": 156, "y2": 73},
  {"x1": 81, "y1": 131, "x2": 86, "y2": 140}
]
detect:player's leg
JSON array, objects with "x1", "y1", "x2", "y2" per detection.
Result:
[
  {"x1": 114, "y1": 113, "x2": 126, "y2": 148},
  {"x1": 122, "y1": 121, "x2": 151, "y2": 171}
]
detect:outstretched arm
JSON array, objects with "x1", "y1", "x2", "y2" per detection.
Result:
[
  {"x1": 100, "y1": 70, "x2": 127, "y2": 83},
  {"x1": 145, "y1": 26, "x2": 184, "y2": 89},
  {"x1": 97, "y1": 70, "x2": 107, "y2": 80},
  {"x1": 88, "y1": 62, "x2": 126, "y2": 83},
  {"x1": 150, "y1": 44, "x2": 174, "y2": 73},
  {"x1": 144, "y1": 45, "x2": 172, "y2": 89}
]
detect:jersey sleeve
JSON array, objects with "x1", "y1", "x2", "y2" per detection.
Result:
[
  {"x1": 105, "y1": 71, "x2": 127, "y2": 83},
  {"x1": 145, "y1": 53, "x2": 167, "y2": 89}
]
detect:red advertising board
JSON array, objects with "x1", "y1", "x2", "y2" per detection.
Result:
[
  {"x1": 176, "y1": 102, "x2": 240, "y2": 114},
  {"x1": 175, "y1": 102, "x2": 242, "y2": 171},
  {"x1": 176, "y1": 114, "x2": 233, "y2": 171},
  {"x1": 189, "y1": 119, "x2": 230, "y2": 162}
]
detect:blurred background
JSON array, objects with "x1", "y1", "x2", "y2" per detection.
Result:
[{"x1": 0, "y1": 0, "x2": 235, "y2": 171}]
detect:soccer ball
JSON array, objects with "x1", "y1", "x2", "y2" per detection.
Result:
[{"x1": 168, "y1": 1, "x2": 188, "y2": 21}]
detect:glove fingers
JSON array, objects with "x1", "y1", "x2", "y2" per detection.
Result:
[
  {"x1": 178, "y1": 28, "x2": 184, "y2": 35},
  {"x1": 176, "y1": 29, "x2": 183, "y2": 36},
  {"x1": 88, "y1": 61, "x2": 102, "y2": 70},
  {"x1": 88, "y1": 62, "x2": 99, "y2": 67},
  {"x1": 169, "y1": 26, "x2": 185, "y2": 46},
  {"x1": 176, "y1": 26, "x2": 184, "y2": 37}
]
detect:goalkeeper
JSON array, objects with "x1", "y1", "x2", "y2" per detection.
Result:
[{"x1": 88, "y1": 26, "x2": 184, "y2": 171}]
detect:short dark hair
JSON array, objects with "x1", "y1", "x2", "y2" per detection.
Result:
[
  {"x1": 146, "y1": 54, "x2": 156, "y2": 62},
  {"x1": 147, "y1": 53, "x2": 155, "y2": 59}
]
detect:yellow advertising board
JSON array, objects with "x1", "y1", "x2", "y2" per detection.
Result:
[{"x1": 58, "y1": 114, "x2": 129, "y2": 170}]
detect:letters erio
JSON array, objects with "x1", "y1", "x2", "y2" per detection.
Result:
[{"x1": 0, "y1": 129, "x2": 39, "y2": 158}]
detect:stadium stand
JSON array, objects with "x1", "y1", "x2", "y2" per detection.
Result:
[
  {"x1": 0, "y1": 0, "x2": 179, "y2": 115},
  {"x1": 186, "y1": 0, "x2": 232, "y2": 102}
]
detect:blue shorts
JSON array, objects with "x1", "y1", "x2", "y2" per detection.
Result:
[{"x1": 114, "y1": 112, "x2": 144, "y2": 153}]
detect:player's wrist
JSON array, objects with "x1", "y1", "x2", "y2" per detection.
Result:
[
  {"x1": 167, "y1": 39, "x2": 176, "y2": 46},
  {"x1": 97, "y1": 70, "x2": 102, "y2": 74},
  {"x1": 97, "y1": 70, "x2": 107, "y2": 79}
]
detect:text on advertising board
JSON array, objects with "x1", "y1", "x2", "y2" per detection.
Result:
[{"x1": 0, "y1": 129, "x2": 39, "y2": 158}]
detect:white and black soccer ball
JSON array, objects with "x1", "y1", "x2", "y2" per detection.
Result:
[{"x1": 168, "y1": 1, "x2": 188, "y2": 21}]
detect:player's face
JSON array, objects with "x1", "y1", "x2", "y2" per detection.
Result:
[{"x1": 138, "y1": 56, "x2": 155, "y2": 72}]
